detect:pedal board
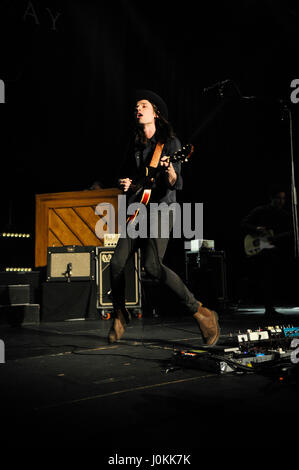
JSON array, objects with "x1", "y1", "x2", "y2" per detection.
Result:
[{"x1": 168, "y1": 324, "x2": 299, "y2": 375}]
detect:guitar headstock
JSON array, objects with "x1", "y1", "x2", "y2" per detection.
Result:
[{"x1": 170, "y1": 144, "x2": 194, "y2": 163}]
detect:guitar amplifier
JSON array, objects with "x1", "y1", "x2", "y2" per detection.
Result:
[
  {"x1": 96, "y1": 247, "x2": 141, "y2": 309},
  {"x1": 185, "y1": 250, "x2": 228, "y2": 310},
  {"x1": 47, "y1": 246, "x2": 96, "y2": 281}
]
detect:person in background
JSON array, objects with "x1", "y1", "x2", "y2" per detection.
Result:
[{"x1": 241, "y1": 186, "x2": 293, "y2": 316}]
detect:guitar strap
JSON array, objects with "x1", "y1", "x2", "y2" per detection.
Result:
[
  {"x1": 126, "y1": 142, "x2": 164, "y2": 225},
  {"x1": 148, "y1": 142, "x2": 164, "y2": 170}
]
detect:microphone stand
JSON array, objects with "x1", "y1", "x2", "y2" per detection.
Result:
[
  {"x1": 189, "y1": 80, "x2": 236, "y2": 143},
  {"x1": 286, "y1": 104, "x2": 299, "y2": 261}
]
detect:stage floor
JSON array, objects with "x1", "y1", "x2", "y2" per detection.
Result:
[{"x1": 1, "y1": 306, "x2": 299, "y2": 456}]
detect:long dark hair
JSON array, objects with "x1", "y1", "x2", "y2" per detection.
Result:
[{"x1": 134, "y1": 103, "x2": 175, "y2": 147}]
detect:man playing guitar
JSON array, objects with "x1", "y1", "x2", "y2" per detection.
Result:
[
  {"x1": 242, "y1": 187, "x2": 293, "y2": 316},
  {"x1": 108, "y1": 89, "x2": 220, "y2": 346}
]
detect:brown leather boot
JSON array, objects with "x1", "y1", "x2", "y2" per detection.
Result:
[
  {"x1": 193, "y1": 302, "x2": 220, "y2": 347},
  {"x1": 108, "y1": 308, "x2": 131, "y2": 344}
]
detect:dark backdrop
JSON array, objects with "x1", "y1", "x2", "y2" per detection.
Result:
[{"x1": 1, "y1": 0, "x2": 299, "y2": 302}]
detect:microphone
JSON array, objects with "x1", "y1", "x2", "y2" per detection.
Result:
[
  {"x1": 203, "y1": 79, "x2": 231, "y2": 94},
  {"x1": 67, "y1": 262, "x2": 72, "y2": 275},
  {"x1": 63, "y1": 262, "x2": 72, "y2": 282}
]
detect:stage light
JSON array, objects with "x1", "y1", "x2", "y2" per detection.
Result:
[
  {"x1": 5, "y1": 267, "x2": 32, "y2": 272},
  {"x1": 0, "y1": 232, "x2": 31, "y2": 238}
]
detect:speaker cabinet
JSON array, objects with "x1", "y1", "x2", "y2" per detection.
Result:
[
  {"x1": 41, "y1": 281, "x2": 97, "y2": 321},
  {"x1": 0, "y1": 284, "x2": 30, "y2": 305},
  {"x1": 185, "y1": 250, "x2": 228, "y2": 310},
  {"x1": 96, "y1": 247, "x2": 141, "y2": 309},
  {"x1": 47, "y1": 246, "x2": 96, "y2": 281}
]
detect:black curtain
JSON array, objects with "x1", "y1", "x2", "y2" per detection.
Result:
[{"x1": 1, "y1": 0, "x2": 299, "y2": 296}]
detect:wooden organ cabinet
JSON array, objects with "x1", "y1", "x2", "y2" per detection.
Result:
[{"x1": 35, "y1": 189, "x2": 121, "y2": 268}]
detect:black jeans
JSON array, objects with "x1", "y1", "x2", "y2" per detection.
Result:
[{"x1": 110, "y1": 235, "x2": 199, "y2": 316}]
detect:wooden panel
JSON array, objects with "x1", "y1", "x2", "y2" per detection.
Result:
[
  {"x1": 49, "y1": 209, "x2": 82, "y2": 246},
  {"x1": 48, "y1": 230, "x2": 63, "y2": 247},
  {"x1": 73, "y1": 206, "x2": 101, "y2": 233},
  {"x1": 54, "y1": 208, "x2": 100, "y2": 246},
  {"x1": 35, "y1": 189, "x2": 121, "y2": 267}
]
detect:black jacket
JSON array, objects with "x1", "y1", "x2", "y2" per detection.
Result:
[{"x1": 118, "y1": 134, "x2": 183, "y2": 205}]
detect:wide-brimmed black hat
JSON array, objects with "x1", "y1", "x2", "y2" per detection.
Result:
[{"x1": 135, "y1": 89, "x2": 168, "y2": 119}]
